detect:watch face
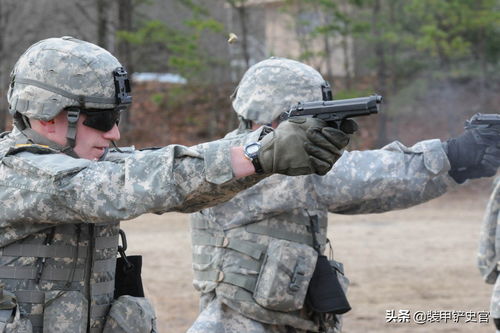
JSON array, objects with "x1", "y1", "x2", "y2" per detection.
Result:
[
  {"x1": 246, "y1": 143, "x2": 260, "y2": 155},
  {"x1": 245, "y1": 142, "x2": 261, "y2": 159}
]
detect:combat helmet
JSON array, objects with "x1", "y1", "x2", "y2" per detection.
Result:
[
  {"x1": 232, "y1": 57, "x2": 331, "y2": 126},
  {"x1": 8, "y1": 36, "x2": 131, "y2": 156}
]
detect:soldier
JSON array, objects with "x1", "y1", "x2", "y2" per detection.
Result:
[
  {"x1": 187, "y1": 57, "x2": 500, "y2": 333},
  {"x1": 478, "y1": 177, "x2": 500, "y2": 333},
  {"x1": 0, "y1": 39, "x2": 352, "y2": 333}
]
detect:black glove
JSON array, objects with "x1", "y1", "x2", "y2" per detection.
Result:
[{"x1": 446, "y1": 127, "x2": 500, "y2": 183}]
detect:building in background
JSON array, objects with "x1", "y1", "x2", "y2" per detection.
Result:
[{"x1": 225, "y1": 0, "x2": 354, "y2": 82}]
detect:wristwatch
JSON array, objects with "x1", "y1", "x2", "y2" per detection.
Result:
[{"x1": 243, "y1": 142, "x2": 264, "y2": 174}]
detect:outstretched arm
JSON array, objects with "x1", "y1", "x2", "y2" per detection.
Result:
[{"x1": 314, "y1": 139, "x2": 456, "y2": 214}]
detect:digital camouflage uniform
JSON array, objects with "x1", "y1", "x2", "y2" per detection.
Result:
[
  {"x1": 188, "y1": 58, "x2": 458, "y2": 333},
  {"x1": 188, "y1": 132, "x2": 456, "y2": 333},
  {"x1": 0, "y1": 37, "x2": 269, "y2": 333},
  {"x1": 478, "y1": 177, "x2": 500, "y2": 322},
  {"x1": 0, "y1": 118, "x2": 268, "y2": 333}
]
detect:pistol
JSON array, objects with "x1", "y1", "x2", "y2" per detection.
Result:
[
  {"x1": 465, "y1": 113, "x2": 500, "y2": 130},
  {"x1": 279, "y1": 94, "x2": 382, "y2": 126},
  {"x1": 464, "y1": 113, "x2": 500, "y2": 146}
]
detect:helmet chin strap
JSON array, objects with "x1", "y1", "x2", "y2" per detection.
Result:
[
  {"x1": 14, "y1": 112, "x2": 80, "y2": 158},
  {"x1": 111, "y1": 140, "x2": 123, "y2": 153},
  {"x1": 65, "y1": 108, "x2": 80, "y2": 149},
  {"x1": 99, "y1": 147, "x2": 109, "y2": 161},
  {"x1": 238, "y1": 116, "x2": 252, "y2": 131},
  {"x1": 18, "y1": 126, "x2": 80, "y2": 158}
]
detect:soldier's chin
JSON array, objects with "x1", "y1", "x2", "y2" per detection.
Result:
[
  {"x1": 74, "y1": 148, "x2": 104, "y2": 161},
  {"x1": 92, "y1": 147, "x2": 106, "y2": 160}
]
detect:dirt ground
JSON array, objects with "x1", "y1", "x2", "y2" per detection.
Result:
[{"x1": 121, "y1": 180, "x2": 497, "y2": 333}]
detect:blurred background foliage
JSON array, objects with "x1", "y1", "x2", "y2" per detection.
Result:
[{"x1": 0, "y1": 0, "x2": 498, "y2": 149}]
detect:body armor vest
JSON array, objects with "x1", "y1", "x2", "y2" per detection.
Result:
[
  {"x1": 0, "y1": 131, "x2": 119, "y2": 333},
  {"x1": 0, "y1": 222, "x2": 119, "y2": 333},
  {"x1": 190, "y1": 127, "x2": 350, "y2": 332},
  {"x1": 191, "y1": 207, "x2": 329, "y2": 331}
]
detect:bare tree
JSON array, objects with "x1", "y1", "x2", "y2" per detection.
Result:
[
  {"x1": 70, "y1": 0, "x2": 97, "y2": 41},
  {"x1": 96, "y1": 0, "x2": 110, "y2": 49},
  {"x1": 116, "y1": 0, "x2": 133, "y2": 71},
  {"x1": 340, "y1": 0, "x2": 352, "y2": 90},
  {"x1": 371, "y1": 0, "x2": 388, "y2": 147},
  {"x1": 116, "y1": 0, "x2": 134, "y2": 132},
  {"x1": 227, "y1": 0, "x2": 251, "y2": 71},
  {"x1": 0, "y1": 1, "x2": 28, "y2": 131},
  {"x1": 0, "y1": 1, "x2": 8, "y2": 131}
]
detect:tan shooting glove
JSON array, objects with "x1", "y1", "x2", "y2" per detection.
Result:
[{"x1": 258, "y1": 118, "x2": 351, "y2": 176}]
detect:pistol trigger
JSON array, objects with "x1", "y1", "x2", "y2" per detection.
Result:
[{"x1": 332, "y1": 120, "x2": 341, "y2": 130}]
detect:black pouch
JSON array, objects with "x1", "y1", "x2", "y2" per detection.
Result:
[
  {"x1": 114, "y1": 255, "x2": 144, "y2": 298},
  {"x1": 114, "y1": 230, "x2": 145, "y2": 298},
  {"x1": 306, "y1": 255, "x2": 351, "y2": 314},
  {"x1": 494, "y1": 318, "x2": 500, "y2": 330}
]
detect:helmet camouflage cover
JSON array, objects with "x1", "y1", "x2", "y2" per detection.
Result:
[
  {"x1": 8, "y1": 36, "x2": 130, "y2": 121},
  {"x1": 232, "y1": 57, "x2": 326, "y2": 125}
]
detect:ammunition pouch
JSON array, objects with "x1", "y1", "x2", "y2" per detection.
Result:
[
  {"x1": 0, "y1": 289, "x2": 33, "y2": 333},
  {"x1": 0, "y1": 287, "x2": 15, "y2": 333},
  {"x1": 253, "y1": 239, "x2": 317, "y2": 312},
  {"x1": 103, "y1": 296, "x2": 157, "y2": 333}
]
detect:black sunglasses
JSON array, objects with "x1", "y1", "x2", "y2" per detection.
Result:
[{"x1": 82, "y1": 108, "x2": 123, "y2": 132}]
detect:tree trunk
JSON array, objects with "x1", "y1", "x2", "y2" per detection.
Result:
[
  {"x1": 237, "y1": 5, "x2": 250, "y2": 70},
  {"x1": 341, "y1": 0, "x2": 352, "y2": 90},
  {"x1": 96, "y1": 0, "x2": 109, "y2": 49},
  {"x1": 319, "y1": 10, "x2": 333, "y2": 81},
  {"x1": 388, "y1": 0, "x2": 398, "y2": 95},
  {"x1": 478, "y1": 27, "x2": 487, "y2": 111},
  {"x1": 116, "y1": 0, "x2": 134, "y2": 132},
  {"x1": 372, "y1": 0, "x2": 389, "y2": 147},
  {"x1": 322, "y1": 31, "x2": 334, "y2": 82},
  {"x1": 0, "y1": 0, "x2": 13, "y2": 132},
  {"x1": 341, "y1": 35, "x2": 351, "y2": 90},
  {"x1": 0, "y1": 0, "x2": 5, "y2": 132}
]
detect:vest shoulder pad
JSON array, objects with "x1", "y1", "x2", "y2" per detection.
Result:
[{"x1": 6, "y1": 143, "x2": 59, "y2": 157}]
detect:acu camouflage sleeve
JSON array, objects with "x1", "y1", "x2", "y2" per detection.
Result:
[
  {"x1": 477, "y1": 178, "x2": 500, "y2": 283},
  {"x1": 0, "y1": 130, "x2": 265, "y2": 223},
  {"x1": 313, "y1": 139, "x2": 457, "y2": 214}
]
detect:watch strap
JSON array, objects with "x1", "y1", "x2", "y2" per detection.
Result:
[
  {"x1": 243, "y1": 142, "x2": 264, "y2": 174},
  {"x1": 251, "y1": 156, "x2": 264, "y2": 174}
]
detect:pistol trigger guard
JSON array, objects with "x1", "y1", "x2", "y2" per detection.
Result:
[{"x1": 329, "y1": 120, "x2": 341, "y2": 129}]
